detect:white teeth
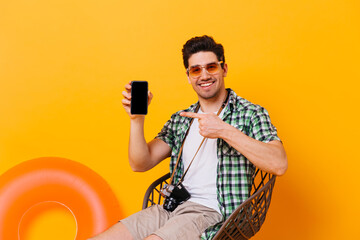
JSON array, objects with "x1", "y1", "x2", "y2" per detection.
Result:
[{"x1": 201, "y1": 82, "x2": 212, "y2": 87}]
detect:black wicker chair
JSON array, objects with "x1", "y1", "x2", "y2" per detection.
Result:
[{"x1": 142, "y1": 169, "x2": 276, "y2": 240}]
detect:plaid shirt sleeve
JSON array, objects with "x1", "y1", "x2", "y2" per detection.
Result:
[
  {"x1": 250, "y1": 106, "x2": 281, "y2": 143},
  {"x1": 155, "y1": 114, "x2": 177, "y2": 150}
]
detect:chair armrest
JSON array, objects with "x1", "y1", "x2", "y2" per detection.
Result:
[
  {"x1": 142, "y1": 173, "x2": 170, "y2": 209},
  {"x1": 213, "y1": 175, "x2": 276, "y2": 240}
]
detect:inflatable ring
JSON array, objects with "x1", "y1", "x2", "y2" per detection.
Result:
[{"x1": 0, "y1": 157, "x2": 122, "y2": 239}]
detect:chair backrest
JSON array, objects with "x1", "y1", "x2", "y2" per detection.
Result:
[{"x1": 142, "y1": 169, "x2": 276, "y2": 240}]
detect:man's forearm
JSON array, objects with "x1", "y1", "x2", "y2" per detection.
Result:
[
  {"x1": 128, "y1": 117, "x2": 152, "y2": 172},
  {"x1": 221, "y1": 123, "x2": 288, "y2": 176}
]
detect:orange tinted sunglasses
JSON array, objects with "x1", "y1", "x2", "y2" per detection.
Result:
[{"x1": 187, "y1": 61, "x2": 223, "y2": 78}]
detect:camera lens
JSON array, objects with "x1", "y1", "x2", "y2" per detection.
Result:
[{"x1": 164, "y1": 197, "x2": 178, "y2": 212}]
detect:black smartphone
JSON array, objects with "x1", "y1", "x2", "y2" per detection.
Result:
[{"x1": 131, "y1": 81, "x2": 148, "y2": 115}]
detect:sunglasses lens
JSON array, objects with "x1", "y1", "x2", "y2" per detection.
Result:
[
  {"x1": 189, "y1": 66, "x2": 202, "y2": 77},
  {"x1": 188, "y1": 62, "x2": 222, "y2": 77},
  {"x1": 206, "y1": 63, "x2": 220, "y2": 73}
]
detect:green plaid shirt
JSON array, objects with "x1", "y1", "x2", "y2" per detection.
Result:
[{"x1": 155, "y1": 89, "x2": 280, "y2": 239}]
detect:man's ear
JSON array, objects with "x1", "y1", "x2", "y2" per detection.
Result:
[
  {"x1": 223, "y1": 63, "x2": 228, "y2": 77},
  {"x1": 186, "y1": 72, "x2": 191, "y2": 84}
]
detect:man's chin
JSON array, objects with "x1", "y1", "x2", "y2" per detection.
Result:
[
  {"x1": 196, "y1": 90, "x2": 219, "y2": 100},
  {"x1": 192, "y1": 84, "x2": 220, "y2": 100}
]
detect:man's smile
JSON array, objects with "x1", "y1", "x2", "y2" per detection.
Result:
[{"x1": 199, "y1": 80, "x2": 216, "y2": 88}]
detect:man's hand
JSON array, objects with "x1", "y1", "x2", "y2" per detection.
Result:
[
  {"x1": 122, "y1": 81, "x2": 153, "y2": 120},
  {"x1": 180, "y1": 112, "x2": 228, "y2": 139}
]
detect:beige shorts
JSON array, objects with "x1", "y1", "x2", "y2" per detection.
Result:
[{"x1": 121, "y1": 201, "x2": 222, "y2": 240}]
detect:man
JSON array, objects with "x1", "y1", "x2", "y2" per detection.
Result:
[{"x1": 90, "y1": 35, "x2": 287, "y2": 240}]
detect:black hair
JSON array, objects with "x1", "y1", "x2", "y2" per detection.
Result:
[{"x1": 182, "y1": 35, "x2": 225, "y2": 69}]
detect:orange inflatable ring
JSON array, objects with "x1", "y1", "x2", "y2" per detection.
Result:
[{"x1": 0, "y1": 157, "x2": 122, "y2": 239}]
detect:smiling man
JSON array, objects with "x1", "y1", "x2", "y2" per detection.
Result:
[{"x1": 89, "y1": 35, "x2": 287, "y2": 240}]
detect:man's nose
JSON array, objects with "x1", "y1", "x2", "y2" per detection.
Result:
[{"x1": 199, "y1": 67, "x2": 211, "y2": 80}]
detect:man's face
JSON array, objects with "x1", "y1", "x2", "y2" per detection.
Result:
[{"x1": 187, "y1": 51, "x2": 228, "y2": 101}]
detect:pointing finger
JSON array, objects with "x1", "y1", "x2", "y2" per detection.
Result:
[{"x1": 180, "y1": 112, "x2": 203, "y2": 119}]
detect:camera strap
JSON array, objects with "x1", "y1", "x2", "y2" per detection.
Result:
[{"x1": 168, "y1": 89, "x2": 230, "y2": 186}]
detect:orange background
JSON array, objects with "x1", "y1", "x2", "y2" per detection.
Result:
[{"x1": 0, "y1": 0, "x2": 359, "y2": 239}]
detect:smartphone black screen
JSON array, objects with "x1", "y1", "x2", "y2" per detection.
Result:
[{"x1": 131, "y1": 81, "x2": 148, "y2": 115}]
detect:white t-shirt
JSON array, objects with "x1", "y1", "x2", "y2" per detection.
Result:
[{"x1": 182, "y1": 109, "x2": 224, "y2": 214}]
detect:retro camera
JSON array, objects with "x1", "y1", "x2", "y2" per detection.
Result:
[{"x1": 160, "y1": 183, "x2": 191, "y2": 212}]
